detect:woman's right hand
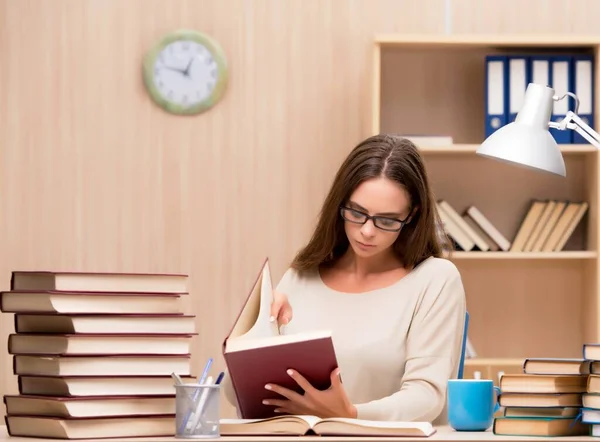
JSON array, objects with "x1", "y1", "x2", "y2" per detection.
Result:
[{"x1": 270, "y1": 290, "x2": 293, "y2": 332}]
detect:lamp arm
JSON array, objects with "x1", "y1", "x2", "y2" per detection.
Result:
[
  {"x1": 563, "y1": 111, "x2": 600, "y2": 149},
  {"x1": 549, "y1": 112, "x2": 600, "y2": 149},
  {"x1": 547, "y1": 92, "x2": 600, "y2": 149}
]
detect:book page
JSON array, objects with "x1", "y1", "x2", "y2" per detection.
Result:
[
  {"x1": 227, "y1": 271, "x2": 263, "y2": 340},
  {"x1": 230, "y1": 261, "x2": 279, "y2": 342},
  {"x1": 320, "y1": 417, "x2": 433, "y2": 430},
  {"x1": 220, "y1": 415, "x2": 320, "y2": 426}
]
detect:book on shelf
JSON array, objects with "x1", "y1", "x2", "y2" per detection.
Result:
[
  {"x1": 462, "y1": 214, "x2": 499, "y2": 251},
  {"x1": 436, "y1": 201, "x2": 476, "y2": 251},
  {"x1": 464, "y1": 206, "x2": 511, "y2": 251},
  {"x1": 1, "y1": 269, "x2": 196, "y2": 439},
  {"x1": 436, "y1": 198, "x2": 588, "y2": 253},
  {"x1": 511, "y1": 199, "x2": 588, "y2": 252},
  {"x1": 510, "y1": 200, "x2": 547, "y2": 252},
  {"x1": 436, "y1": 201, "x2": 510, "y2": 252},
  {"x1": 219, "y1": 415, "x2": 436, "y2": 437},
  {"x1": 222, "y1": 258, "x2": 339, "y2": 419},
  {"x1": 484, "y1": 52, "x2": 594, "y2": 145}
]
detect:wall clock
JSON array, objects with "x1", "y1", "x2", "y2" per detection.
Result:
[{"x1": 142, "y1": 29, "x2": 228, "y2": 115}]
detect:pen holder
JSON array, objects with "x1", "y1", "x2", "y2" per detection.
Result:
[{"x1": 175, "y1": 383, "x2": 221, "y2": 439}]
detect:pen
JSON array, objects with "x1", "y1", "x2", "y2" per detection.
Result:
[
  {"x1": 214, "y1": 371, "x2": 225, "y2": 386},
  {"x1": 190, "y1": 372, "x2": 225, "y2": 434},
  {"x1": 185, "y1": 375, "x2": 214, "y2": 434},
  {"x1": 171, "y1": 372, "x2": 184, "y2": 385},
  {"x1": 198, "y1": 358, "x2": 213, "y2": 385},
  {"x1": 178, "y1": 358, "x2": 213, "y2": 434}
]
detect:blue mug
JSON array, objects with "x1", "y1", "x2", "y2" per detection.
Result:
[{"x1": 447, "y1": 379, "x2": 500, "y2": 431}]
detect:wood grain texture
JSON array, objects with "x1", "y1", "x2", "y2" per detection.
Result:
[
  {"x1": 450, "y1": 0, "x2": 600, "y2": 34},
  {"x1": 1, "y1": 0, "x2": 599, "y2": 418},
  {"x1": 0, "y1": 0, "x2": 445, "y2": 416}
]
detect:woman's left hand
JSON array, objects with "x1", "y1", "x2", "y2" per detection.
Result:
[{"x1": 263, "y1": 368, "x2": 357, "y2": 419}]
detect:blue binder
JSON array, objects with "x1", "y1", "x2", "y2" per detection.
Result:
[
  {"x1": 570, "y1": 54, "x2": 595, "y2": 144},
  {"x1": 507, "y1": 56, "x2": 529, "y2": 123},
  {"x1": 549, "y1": 55, "x2": 574, "y2": 144},
  {"x1": 528, "y1": 55, "x2": 551, "y2": 88},
  {"x1": 485, "y1": 55, "x2": 508, "y2": 137}
]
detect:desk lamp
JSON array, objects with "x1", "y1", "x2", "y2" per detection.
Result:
[{"x1": 476, "y1": 82, "x2": 600, "y2": 177}]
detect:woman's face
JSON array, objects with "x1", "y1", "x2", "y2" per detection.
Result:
[{"x1": 342, "y1": 177, "x2": 411, "y2": 259}]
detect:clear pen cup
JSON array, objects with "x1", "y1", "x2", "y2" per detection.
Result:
[{"x1": 175, "y1": 383, "x2": 221, "y2": 439}]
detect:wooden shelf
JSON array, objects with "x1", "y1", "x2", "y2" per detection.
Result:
[
  {"x1": 465, "y1": 358, "x2": 524, "y2": 367},
  {"x1": 372, "y1": 34, "x2": 600, "y2": 361},
  {"x1": 418, "y1": 144, "x2": 597, "y2": 154},
  {"x1": 449, "y1": 251, "x2": 597, "y2": 260},
  {"x1": 464, "y1": 358, "x2": 525, "y2": 384},
  {"x1": 374, "y1": 34, "x2": 600, "y2": 48}
]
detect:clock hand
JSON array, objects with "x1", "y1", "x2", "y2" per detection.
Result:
[
  {"x1": 163, "y1": 66, "x2": 188, "y2": 77},
  {"x1": 183, "y1": 57, "x2": 195, "y2": 76},
  {"x1": 162, "y1": 66, "x2": 186, "y2": 74}
]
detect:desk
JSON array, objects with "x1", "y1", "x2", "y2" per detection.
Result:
[{"x1": 0, "y1": 425, "x2": 596, "y2": 441}]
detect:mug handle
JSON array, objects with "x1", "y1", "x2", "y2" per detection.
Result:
[{"x1": 493, "y1": 386, "x2": 501, "y2": 413}]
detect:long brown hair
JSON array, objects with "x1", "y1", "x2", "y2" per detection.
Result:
[{"x1": 291, "y1": 134, "x2": 448, "y2": 272}]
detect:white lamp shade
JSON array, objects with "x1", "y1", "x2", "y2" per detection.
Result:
[{"x1": 476, "y1": 83, "x2": 566, "y2": 177}]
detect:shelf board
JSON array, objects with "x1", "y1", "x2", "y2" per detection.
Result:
[
  {"x1": 418, "y1": 144, "x2": 596, "y2": 154},
  {"x1": 448, "y1": 251, "x2": 597, "y2": 260},
  {"x1": 375, "y1": 34, "x2": 600, "y2": 48},
  {"x1": 465, "y1": 358, "x2": 524, "y2": 367}
]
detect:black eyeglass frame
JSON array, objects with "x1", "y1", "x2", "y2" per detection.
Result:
[{"x1": 339, "y1": 206, "x2": 411, "y2": 232}]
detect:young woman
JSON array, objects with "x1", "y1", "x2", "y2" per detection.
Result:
[{"x1": 224, "y1": 134, "x2": 466, "y2": 424}]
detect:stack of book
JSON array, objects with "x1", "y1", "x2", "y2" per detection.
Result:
[
  {"x1": 0, "y1": 270, "x2": 197, "y2": 439},
  {"x1": 493, "y1": 357, "x2": 591, "y2": 436},
  {"x1": 580, "y1": 344, "x2": 600, "y2": 435}
]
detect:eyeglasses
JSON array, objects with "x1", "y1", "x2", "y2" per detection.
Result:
[{"x1": 339, "y1": 206, "x2": 409, "y2": 232}]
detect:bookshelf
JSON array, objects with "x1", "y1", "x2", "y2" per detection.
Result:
[{"x1": 371, "y1": 35, "x2": 600, "y2": 378}]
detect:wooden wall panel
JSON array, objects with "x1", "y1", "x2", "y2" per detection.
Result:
[
  {"x1": 0, "y1": 0, "x2": 446, "y2": 415},
  {"x1": 1, "y1": 0, "x2": 599, "y2": 418},
  {"x1": 450, "y1": 0, "x2": 600, "y2": 34}
]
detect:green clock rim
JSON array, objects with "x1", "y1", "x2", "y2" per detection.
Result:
[{"x1": 142, "y1": 29, "x2": 229, "y2": 115}]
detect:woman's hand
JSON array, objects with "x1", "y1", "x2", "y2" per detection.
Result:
[
  {"x1": 262, "y1": 368, "x2": 357, "y2": 419},
  {"x1": 270, "y1": 290, "x2": 292, "y2": 333}
]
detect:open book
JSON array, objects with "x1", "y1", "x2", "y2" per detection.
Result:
[
  {"x1": 219, "y1": 415, "x2": 436, "y2": 437},
  {"x1": 222, "y1": 258, "x2": 338, "y2": 419}
]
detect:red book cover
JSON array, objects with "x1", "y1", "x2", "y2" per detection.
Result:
[
  {"x1": 222, "y1": 259, "x2": 339, "y2": 419},
  {"x1": 224, "y1": 334, "x2": 338, "y2": 419}
]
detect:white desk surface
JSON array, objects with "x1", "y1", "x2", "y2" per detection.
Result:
[{"x1": 0, "y1": 425, "x2": 596, "y2": 441}]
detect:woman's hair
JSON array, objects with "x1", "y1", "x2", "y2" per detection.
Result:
[{"x1": 291, "y1": 133, "x2": 449, "y2": 272}]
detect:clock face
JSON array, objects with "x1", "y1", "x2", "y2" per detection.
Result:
[{"x1": 143, "y1": 30, "x2": 228, "y2": 115}]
